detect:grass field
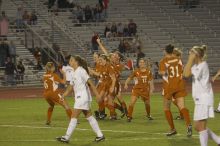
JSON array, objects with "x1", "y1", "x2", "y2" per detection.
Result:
[{"x1": 0, "y1": 93, "x2": 220, "y2": 146}]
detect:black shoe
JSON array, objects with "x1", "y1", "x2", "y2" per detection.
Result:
[
  {"x1": 120, "y1": 108, "x2": 127, "y2": 118},
  {"x1": 187, "y1": 125, "x2": 193, "y2": 137},
  {"x1": 147, "y1": 115, "x2": 154, "y2": 120},
  {"x1": 94, "y1": 111, "x2": 100, "y2": 119},
  {"x1": 46, "y1": 121, "x2": 50, "y2": 125},
  {"x1": 175, "y1": 116, "x2": 184, "y2": 120},
  {"x1": 214, "y1": 109, "x2": 220, "y2": 113},
  {"x1": 94, "y1": 136, "x2": 105, "y2": 142},
  {"x1": 99, "y1": 113, "x2": 107, "y2": 120},
  {"x1": 166, "y1": 130, "x2": 177, "y2": 136},
  {"x1": 56, "y1": 136, "x2": 69, "y2": 143},
  {"x1": 109, "y1": 116, "x2": 117, "y2": 120},
  {"x1": 127, "y1": 117, "x2": 132, "y2": 122}
]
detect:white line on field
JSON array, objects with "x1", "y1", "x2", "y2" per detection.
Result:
[
  {"x1": 0, "y1": 124, "x2": 199, "y2": 137},
  {"x1": 0, "y1": 137, "x2": 199, "y2": 143}
]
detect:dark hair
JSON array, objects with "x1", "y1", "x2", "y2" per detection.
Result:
[
  {"x1": 165, "y1": 44, "x2": 174, "y2": 54},
  {"x1": 72, "y1": 55, "x2": 89, "y2": 74},
  {"x1": 100, "y1": 54, "x2": 109, "y2": 61}
]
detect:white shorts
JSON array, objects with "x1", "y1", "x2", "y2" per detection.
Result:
[
  {"x1": 193, "y1": 104, "x2": 214, "y2": 121},
  {"x1": 73, "y1": 91, "x2": 92, "y2": 110}
]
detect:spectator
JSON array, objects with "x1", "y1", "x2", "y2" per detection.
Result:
[
  {"x1": 16, "y1": 6, "x2": 24, "y2": 31},
  {"x1": 98, "y1": 0, "x2": 104, "y2": 9},
  {"x1": 34, "y1": 47, "x2": 43, "y2": 70},
  {"x1": 76, "y1": 6, "x2": 84, "y2": 23},
  {"x1": 117, "y1": 23, "x2": 124, "y2": 37},
  {"x1": 84, "y1": 5, "x2": 92, "y2": 22},
  {"x1": 124, "y1": 40, "x2": 132, "y2": 53},
  {"x1": 131, "y1": 36, "x2": 141, "y2": 52},
  {"x1": 16, "y1": 60, "x2": 25, "y2": 84},
  {"x1": 0, "y1": 11, "x2": 9, "y2": 39},
  {"x1": 128, "y1": 19, "x2": 137, "y2": 36},
  {"x1": 9, "y1": 41, "x2": 16, "y2": 64},
  {"x1": 118, "y1": 39, "x2": 125, "y2": 54},
  {"x1": 123, "y1": 24, "x2": 129, "y2": 37},
  {"x1": 30, "y1": 10, "x2": 37, "y2": 25},
  {"x1": 104, "y1": 23, "x2": 111, "y2": 37},
  {"x1": 0, "y1": 39, "x2": 9, "y2": 67},
  {"x1": 111, "y1": 22, "x2": 117, "y2": 37},
  {"x1": 94, "y1": 4, "x2": 102, "y2": 21},
  {"x1": 103, "y1": 0, "x2": 109, "y2": 18},
  {"x1": 22, "y1": 10, "x2": 30, "y2": 25},
  {"x1": 153, "y1": 62, "x2": 159, "y2": 79},
  {"x1": 136, "y1": 48, "x2": 145, "y2": 67},
  {"x1": 4, "y1": 57, "x2": 17, "y2": 86},
  {"x1": 91, "y1": 32, "x2": 99, "y2": 53}
]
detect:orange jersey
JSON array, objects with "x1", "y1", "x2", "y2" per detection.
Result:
[
  {"x1": 129, "y1": 68, "x2": 153, "y2": 89},
  {"x1": 95, "y1": 62, "x2": 102, "y2": 73},
  {"x1": 43, "y1": 73, "x2": 63, "y2": 92},
  {"x1": 159, "y1": 56, "x2": 183, "y2": 86},
  {"x1": 112, "y1": 63, "x2": 124, "y2": 81},
  {"x1": 99, "y1": 63, "x2": 115, "y2": 83}
]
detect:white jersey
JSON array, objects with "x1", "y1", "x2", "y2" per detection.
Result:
[
  {"x1": 62, "y1": 65, "x2": 74, "y2": 82},
  {"x1": 191, "y1": 61, "x2": 214, "y2": 106},
  {"x1": 70, "y1": 66, "x2": 92, "y2": 102}
]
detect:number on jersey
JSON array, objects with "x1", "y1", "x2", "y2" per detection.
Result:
[{"x1": 169, "y1": 66, "x2": 180, "y2": 78}]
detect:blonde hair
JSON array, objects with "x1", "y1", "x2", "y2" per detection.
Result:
[
  {"x1": 191, "y1": 45, "x2": 207, "y2": 60},
  {"x1": 173, "y1": 48, "x2": 183, "y2": 57},
  {"x1": 45, "y1": 62, "x2": 55, "y2": 73}
]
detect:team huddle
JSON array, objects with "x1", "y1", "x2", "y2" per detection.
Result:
[{"x1": 42, "y1": 39, "x2": 220, "y2": 146}]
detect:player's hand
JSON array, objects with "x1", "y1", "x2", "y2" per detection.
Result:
[
  {"x1": 188, "y1": 50, "x2": 196, "y2": 61},
  {"x1": 59, "y1": 97, "x2": 64, "y2": 102},
  {"x1": 124, "y1": 84, "x2": 128, "y2": 90},
  {"x1": 211, "y1": 77, "x2": 216, "y2": 83},
  {"x1": 96, "y1": 38, "x2": 101, "y2": 44}
]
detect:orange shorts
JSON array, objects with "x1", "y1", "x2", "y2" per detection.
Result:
[
  {"x1": 43, "y1": 90, "x2": 64, "y2": 106},
  {"x1": 132, "y1": 87, "x2": 150, "y2": 100}
]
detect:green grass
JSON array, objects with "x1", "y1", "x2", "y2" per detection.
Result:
[{"x1": 0, "y1": 93, "x2": 220, "y2": 146}]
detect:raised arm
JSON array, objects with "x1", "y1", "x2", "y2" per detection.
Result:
[
  {"x1": 212, "y1": 69, "x2": 220, "y2": 82},
  {"x1": 183, "y1": 52, "x2": 196, "y2": 78},
  {"x1": 96, "y1": 38, "x2": 109, "y2": 55}
]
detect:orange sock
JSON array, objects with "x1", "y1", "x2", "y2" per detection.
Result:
[
  {"x1": 47, "y1": 107, "x2": 53, "y2": 122},
  {"x1": 127, "y1": 105, "x2": 134, "y2": 118},
  {"x1": 99, "y1": 101, "x2": 105, "y2": 112},
  {"x1": 180, "y1": 108, "x2": 191, "y2": 126},
  {"x1": 145, "y1": 104, "x2": 150, "y2": 116},
  {"x1": 106, "y1": 104, "x2": 116, "y2": 117},
  {"x1": 66, "y1": 109, "x2": 72, "y2": 119},
  {"x1": 114, "y1": 102, "x2": 121, "y2": 110},
  {"x1": 121, "y1": 101, "x2": 127, "y2": 110},
  {"x1": 164, "y1": 110, "x2": 175, "y2": 130}
]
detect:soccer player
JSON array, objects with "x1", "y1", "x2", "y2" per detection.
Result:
[
  {"x1": 124, "y1": 58, "x2": 154, "y2": 122},
  {"x1": 42, "y1": 62, "x2": 72, "y2": 125},
  {"x1": 62, "y1": 55, "x2": 74, "y2": 85},
  {"x1": 184, "y1": 45, "x2": 220, "y2": 146},
  {"x1": 56, "y1": 55, "x2": 105, "y2": 143},
  {"x1": 159, "y1": 44, "x2": 192, "y2": 136},
  {"x1": 212, "y1": 69, "x2": 220, "y2": 113}
]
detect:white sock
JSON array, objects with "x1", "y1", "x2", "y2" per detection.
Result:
[
  {"x1": 207, "y1": 128, "x2": 220, "y2": 144},
  {"x1": 217, "y1": 102, "x2": 220, "y2": 111},
  {"x1": 87, "y1": 116, "x2": 103, "y2": 137},
  {"x1": 199, "y1": 129, "x2": 208, "y2": 146},
  {"x1": 64, "y1": 118, "x2": 77, "y2": 140}
]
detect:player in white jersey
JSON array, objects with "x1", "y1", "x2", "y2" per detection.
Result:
[
  {"x1": 184, "y1": 45, "x2": 220, "y2": 146},
  {"x1": 56, "y1": 55, "x2": 105, "y2": 143},
  {"x1": 212, "y1": 69, "x2": 220, "y2": 113}
]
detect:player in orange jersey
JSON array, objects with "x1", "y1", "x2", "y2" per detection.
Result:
[
  {"x1": 159, "y1": 44, "x2": 192, "y2": 137},
  {"x1": 124, "y1": 58, "x2": 154, "y2": 122},
  {"x1": 43, "y1": 62, "x2": 72, "y2": 125},
  {"x1": 90, "y1": 54, "x2": 117, "y2": 120}
]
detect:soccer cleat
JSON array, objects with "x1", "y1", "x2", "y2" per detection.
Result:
[
  {"x1": 45, "y1": 121, "x2": 51, "y2": 125},
  {"x1": 99, "y1": 113, "x2": 107, "y2": 120},
  {"x1": 166, "y1": 130, "x2": 177, "y2": 136},
  {"x1": 127, "y1": 117, "x2": 132, "y2": 122},
  {"x1": 187, "y1": 125, "x2": 193, "y2": 137},
  {"x1": 94, "y1": 111, "x2": 100, "y2": 119},
  {"x1": 56, "y1": 136, "x2": 69, "y2": 143},
  {"x1": 214, "y1": 109, "x2": 220, "y2": 113},
  {"x1": 94, "y1": 135, "x2": 105, "y2": 142},
  {"x1": 147, "y1": 115, "x2": 154, "y2": 120},
  {"x1": 175, "y1": 116, "x2": 184, "y2": 120},
  {"x1": 109, "y1": 116, "x2": 117, "y2": 120}
]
